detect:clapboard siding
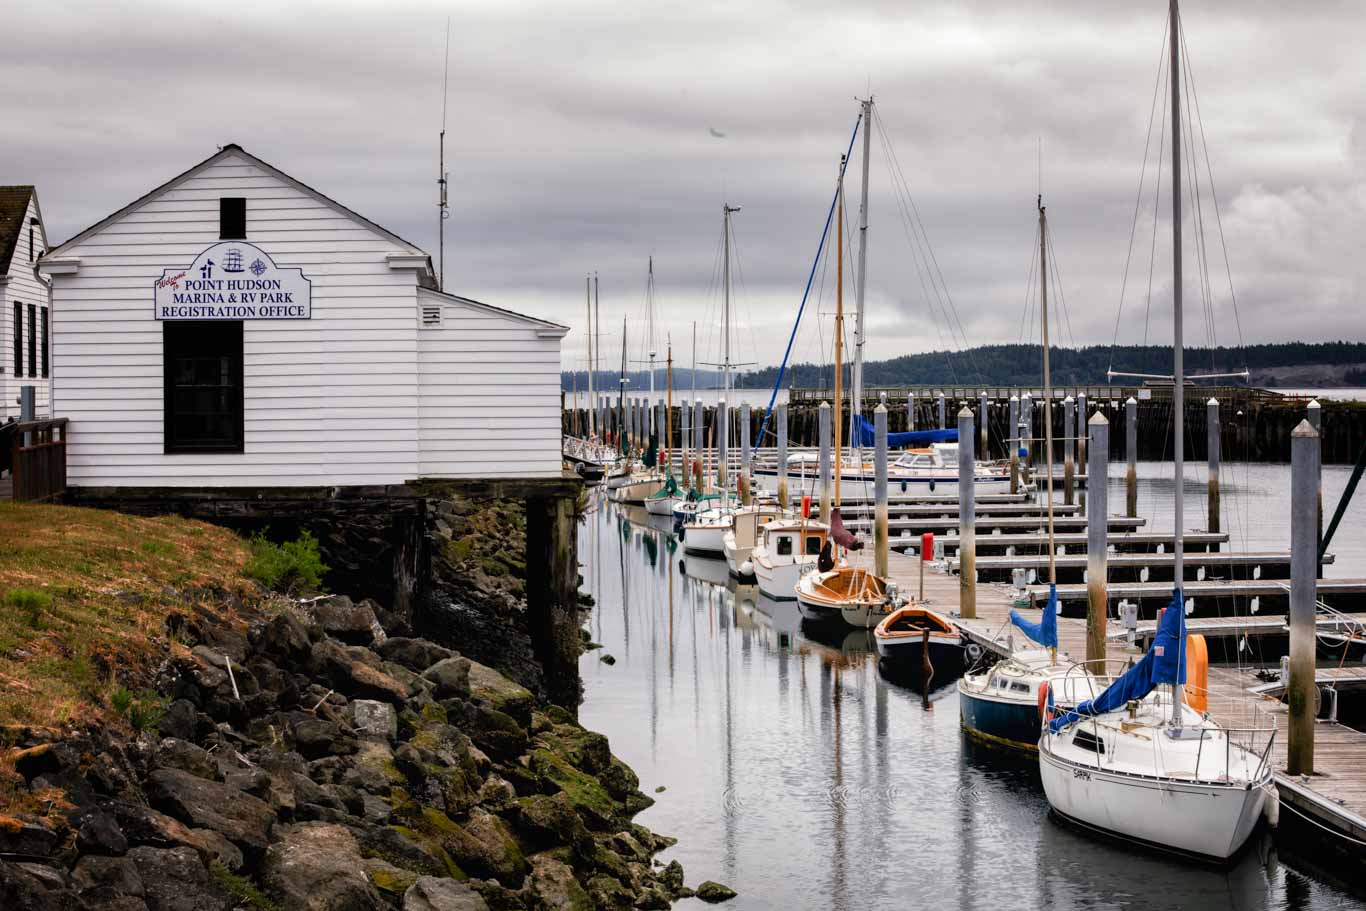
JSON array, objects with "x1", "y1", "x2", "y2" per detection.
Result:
[
  {"x1": 2, "y1": 193, "x2": 52, "y2": 419},
  {"x1": 47, "y1": 150, "x2": 422, "y2": 486},
  {"x1": 416, "y1": 290, "x2": 564, "y2": 478}
]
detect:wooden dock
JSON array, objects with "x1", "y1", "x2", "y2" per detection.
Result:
[
  {"x1": 844, "y1": 544, "x2": 1366, "y2": 856},
  {"x1": 1026, "y1": 578, "x2": 1366, "y2": 613},
  {"x1": 896, "y1": 530, "x2": 1228, "y2": 555},
  {"x1": 949, "y1": 550, "x2": 1333, "y2": 584},
  {"x1": 846, "y1": 514, "x2": 1144, "y2": 534}
]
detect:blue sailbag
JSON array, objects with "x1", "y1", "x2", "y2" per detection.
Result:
[
  {"x1": 853, "y1": 416, "x2": 956, "y2": 450},
  {"x1": 1049, "y1": 589, "x2": 1186, "y2": 733},
  {"x1": 1009, "y1": 583, "x2": 1058, "y2": 649}
]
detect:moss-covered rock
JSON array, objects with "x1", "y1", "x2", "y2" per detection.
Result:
[
  {"x1": 361, "y1": 857, "x2": 419, "y2": 897},
  {"x1": 467, "y1": 662, "x2": 534, "y2": 727},
  {"x1": 528, "y1": 750, "x2": 615, "y2": 830},
  {"x1": 528, "y1": 851, "x2": 593, "y2": 911}
]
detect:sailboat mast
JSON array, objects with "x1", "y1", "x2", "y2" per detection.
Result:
[
  {"x1": 647, "y1": 256, "x2": 656, "y2": 399},
  {"x1": 1169, "y1": 0, "x2": 1186, "y2": 727},
  {"x1": 852, "y1": 96, "x2": 873, "y2": 456},
  {"x1": 1040, "y1": 198, "x2": 1058, "y2": 589},
  {"x1": 834, "y1": 157, "x2": 846, "y2": 509},
  {"x1": 666, "y1": 339, "x2": 673, "y2": 472},
  {"x1": 586, "y1": 275, "x2": 595, "y2": 439},
  {"x1": 619, "y1": 316, "x2": 628, "y2": 455},
  {"x1": 594, "y1": 272, "x2": 601, "y2": 436},
  {"x1": 722, "y1": 206, "x2": 736, "y2": 397}
]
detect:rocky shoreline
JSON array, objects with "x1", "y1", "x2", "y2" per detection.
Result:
[{"x1": 0, "y1": 503, "x2": 728, "y2": 909}]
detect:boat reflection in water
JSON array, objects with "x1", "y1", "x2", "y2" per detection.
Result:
[{"x1": 582, "y1": 490, "x2": 1354, "y2": 909}]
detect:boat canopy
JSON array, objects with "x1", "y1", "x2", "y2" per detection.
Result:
[
  {"x1": 650, "y1": 475, "x2": 681, "y2": 499},
  {"x1": 829, "y1": 508, "x2": 863, "y2": 551},
  {"x1": 641, "y1": 436, "x2": 658, "y2": 468},
  {"x1": 1049, "y1": 590, "x2": 1187, "y2": 733},
  {"x1": 1009, "y1": 583, "x2": 1058, "y2": 649},
  {"x1": 854, "y1": 415, "x2": 956, "y2": 449}
]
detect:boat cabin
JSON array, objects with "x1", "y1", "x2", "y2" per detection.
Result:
[{"x1": 762, "y1": 521, "x2": 827, "y2": 559}]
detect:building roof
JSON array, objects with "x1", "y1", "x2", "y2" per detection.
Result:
[
  {"x1": 418, "y1": 286, "x2": 569, "y2": 336},
  {"x1": 0, "y1": 186, "x2": 35, "y2": 276},
  {"x1": 46, "y1": 145, "x2": 431, "y2": 276}
]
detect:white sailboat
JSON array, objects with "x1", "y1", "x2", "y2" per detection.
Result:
[{"x1": 1038, "y1": 0, "x2": 1275, "y2": 862}]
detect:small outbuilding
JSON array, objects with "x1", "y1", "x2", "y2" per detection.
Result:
[
  {"x1": 0, "y1": 185, "x2": 51, "y2": 421},
  {"x1": 38, "y1": 143, "x2": 568, "y2": 489}
]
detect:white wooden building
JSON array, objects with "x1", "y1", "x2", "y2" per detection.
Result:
[
  {"x1": 0, "y1": 186, "x2": 52, "y2": 421},
  {"x1": 38, "y1": 145, "x2": 567, "y2": 488}
]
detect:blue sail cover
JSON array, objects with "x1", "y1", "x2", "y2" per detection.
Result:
[
  {"x1": 1049, "y1": 589, "x2": 1187, "y2": 732},
  {"x1": 853, "y1": 415, "x2": 957, "y2": 449},
  {"x1": 1010, "y1": 583, "x2": 1058, "y2": 649}
]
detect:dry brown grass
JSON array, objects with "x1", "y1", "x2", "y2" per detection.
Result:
[{"x1": 0, "y1": 501, "x2": 254, "y2": 734}]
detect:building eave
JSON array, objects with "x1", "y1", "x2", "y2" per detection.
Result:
[
  {"x1": 416, "y1": 286, "x2": 570, "y2": 335},
  {"x1": 37, "y1": 256, "x2": 80, "y2": 276}
]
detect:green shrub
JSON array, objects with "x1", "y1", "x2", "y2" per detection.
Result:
[
  {"x1": 208, "y1": 861, "x2": 279, "y2": 911},
  {"x1": 109, "y1": 686, "x2": 164, "y2": 733},
  {"x1": 6, "y1": 588, "x2": 52, "y2": 628},
  {"x1": 139, "y1": 539, "x2": 173, "y2": 556},
  {"x1": 243, "y1": 530, "x2": 329, "y2": 595}
]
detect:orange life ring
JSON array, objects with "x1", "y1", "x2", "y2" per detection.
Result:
[{"x1": 1037, "y1": 681, "x2": 1051, "y2": 722}]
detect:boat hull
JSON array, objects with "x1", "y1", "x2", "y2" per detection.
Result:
[
  {"x1": 612, "y1": 477, "x2": 665, "y2": 504},
  {"x1": 797, "y1": 598, "x2": 843, "y2": 623},
  {"x1": 958, "y1": 688, "x2": 1045, "y2": 752},
  {"x1": 1038, "y1": 739, "x2": 1269, "y2": 862},
  {"x1": 644, "y1": 494, "x2": 680, "y2": 516},
  {"x1": 754, "y1": 558, "x2": 811, "y2": 601},
  {"x1": 681, "y1": 523, "x2": 729, "y2": 556}
]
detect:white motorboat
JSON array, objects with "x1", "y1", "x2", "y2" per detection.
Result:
[
  {"x1": 752, "y1": 518, "x2": 828, "y2": 601},
  {"x1": 721, "y1": 504, "x2": 785, "y2": 578},
  {"x1": 753, "y1": 444, "x2": 1011, "y2": 494},
  {"x1": 610, "y1": 471, "x2": 666, "y2": 504},
  {"x1": 681, "y1": 508, "x2": 732, "y2": 556}
]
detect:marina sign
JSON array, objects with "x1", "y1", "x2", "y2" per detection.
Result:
[{"x1": 154, "y1": 241, "x2": 311, "y2": 320}]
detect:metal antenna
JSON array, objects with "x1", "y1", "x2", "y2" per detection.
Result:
[{"x1": 438, "y1": 18, "x2": 451, "y2": 292}]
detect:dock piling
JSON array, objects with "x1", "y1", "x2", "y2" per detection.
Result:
[
  {"x1": 1125, "y1": 396, "x2": 1138, "y2": 517},
  {"x1": 875, "y1": 398, "x2": 889, "y2": 577},
  {"x1": 740, "y1": 402, "x2": 752, "y2": 505},
  {"x1": 1288, "y1": 418, "x2": 1320, "y2": 775},
  {"x1": 958, "y1": 406, "x2": 977, "y2": 619},
  {"x1": 1308, "y1": 399, "x2": 1323, "y2": 558},
  {"x1": 1207, "y1": 398, "x2": 1220, "y2": 533},
  {"x1": 937, "y1": 391, "x2": 946, "y2": 430},
  {"x1": 1009, "y1": 395, "x2": 1020, "y2": 494},
  {"x1": 818, "y1": 401, "x2": 832, "y2": 523},
  {"x1": 1076, "y1": 392, "x2": 1088, "y2": 468},
  {"x1": 1021, "y1": 393, "x2": 1033, "y2": 473},
  {"x1": 1086, "y1": 412, "x2": 1110, "y2": 664},
  {"x1": 777, "y1": 403, "x2": 789, "y2": 509},
  {"x1": 978, "y1": 391, "x2": 989, "y2": 460},
  {"x1": 681, "y1": 398, "x2": 691, "y2": 486},
  {"x1": 1063, "y1": 395, "x2": 1076, "y2": 506},
  {"x1": 908, "y1": 392, "x2": 916, "y2": 431}
]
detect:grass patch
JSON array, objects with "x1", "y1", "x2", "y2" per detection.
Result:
[
  {"x1": 243, "y1": 531, "x2": 329, "y2": 595},
  {"x1": 0, "y1": 502, "x2": 252, "y2": 735},
  {"x1": 208, "y1": 861, "x2": 279, "y2": 911}
]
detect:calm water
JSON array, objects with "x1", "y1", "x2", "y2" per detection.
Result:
[{"x1": 578, "y1": 468, "x2": 1366, "y2": 910}]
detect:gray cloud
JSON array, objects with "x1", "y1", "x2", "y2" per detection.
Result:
[{"x1": 3, "y1": 0, "x2": 1361, "y2": 373}]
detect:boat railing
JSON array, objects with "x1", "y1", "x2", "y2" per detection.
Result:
[{"x1": 1131, "y1": 686, "x2": 1280, "y2": 783}]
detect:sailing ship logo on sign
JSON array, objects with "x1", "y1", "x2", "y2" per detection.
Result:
[{"x1": 153, "y1": 241, "x2": 312, "y2": 321}]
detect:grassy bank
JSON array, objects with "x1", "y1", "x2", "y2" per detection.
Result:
[{"x1": 0, "y1": 501, "x2": 254, "y2": 733}]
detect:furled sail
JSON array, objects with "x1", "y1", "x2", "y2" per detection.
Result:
[
  {"x1": 853, "y1": 415, "x2": 956, "y2": 449},
  {"x1": 641, "y1": 436, "x2": 658, "y2": 468},
  {"x1": 1010, "y1": 583, "x2": 1058, "y2": 649},
  {"x1": 1049, "y1": 590, "x2": 1187, "y2": 732}
]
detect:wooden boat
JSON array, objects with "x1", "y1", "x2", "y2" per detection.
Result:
[
  {"x1": 873, "y1": 606, "x2": 963, "y2": 674},
  {"x1": 721, "y1": 504, "x2": 784, "y2": 579},
  {"x1": 795, "y1": 566, "x2": 898, "y2": 628}
]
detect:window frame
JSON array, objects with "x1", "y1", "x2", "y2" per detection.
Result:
[
  {"x1": 39, "y1": 307, "x2": 48, "y2": 378},
  {"x1": 12, "y1": 302, "x2": 20, "y2": 375},
  {"x1": 163, "y1": 320, "x2": 245, "y2": 455},
  {"x1": 219, "y1": 197, "x2": 247, "y2": 240}
]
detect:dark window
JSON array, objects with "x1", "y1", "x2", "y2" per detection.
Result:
[
  {"x1": 164, "y1": 321, "x2": 244, "y2": 453},
  {"x1": 1073, "y1": 729, "x2": 1106, "y2": 755},
  {"x1": 12, "y1": 303, "x2": 20, "y2": 375},
  {"x1": 776, "y1": 536, "x2": 793, "y2": 557},
  {"x1": 805, "y1": 535, "x2": 823, "y2": 556},
  {"x1": 40, "y1": 308, "x2": 49, "y2": 378},
  {"x1": 27, "y1": 304, "x2": 36, "y2": 377},
  {"x1": 219, "y1": 198, "x2": 246, "y2": 240}
]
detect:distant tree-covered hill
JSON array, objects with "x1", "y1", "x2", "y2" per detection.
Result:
[{"x1": 562, "y1": 341, "x2": 1366, "y2": 392}]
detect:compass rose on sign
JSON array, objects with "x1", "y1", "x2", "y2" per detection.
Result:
[{"x1": 249, "y1": 258, "x2": 267, "y2": 277}]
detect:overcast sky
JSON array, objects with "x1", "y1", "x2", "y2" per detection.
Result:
[{"x1": 4, "y1": 1, "x2": 1362, "y2": 373}]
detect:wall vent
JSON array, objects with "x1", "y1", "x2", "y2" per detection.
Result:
[{"x1": 420, "y1": 304, "x2": 444, "y2": 328}]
